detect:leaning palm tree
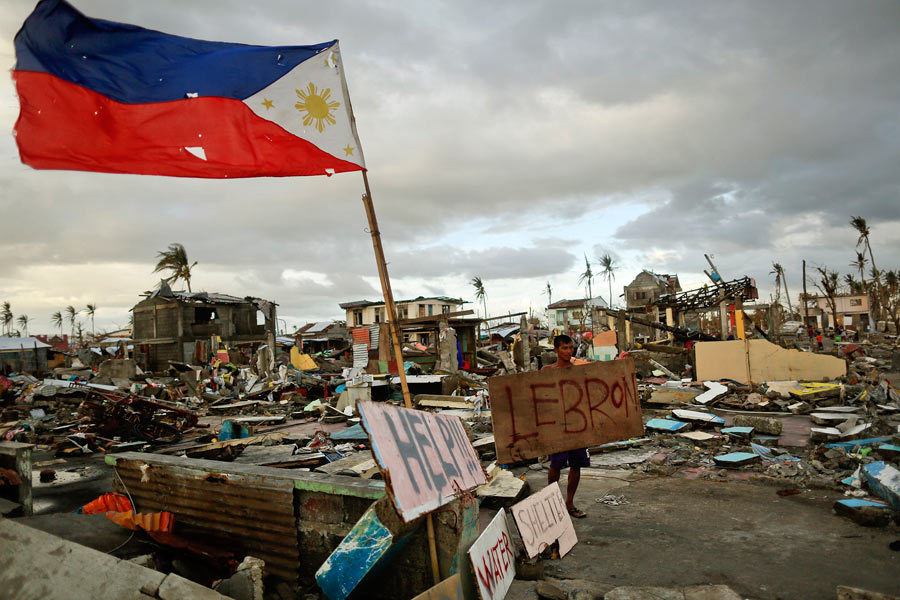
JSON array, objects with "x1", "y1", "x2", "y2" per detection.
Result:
[
  {"x1": 65, "y1": 305, "x2": 79, "y2": 341},
  {"x1": 577, "y1": 254, "x2": 594, "y2": 300},
  {"x1": 153, "y1": 243, "x2": 198, "y2": 292},
  {"x1": 51, "y1": 311, "x2": 64, "y2": 338},
  {"x1": 598, "y1": 254, "x2": 617, "y2": 309},
  {"x1": 1, "y1": 302, "x2": 12, "y2": 336},
  {"x1": 85, "y1": 304, "x2": 97, "y2": 340},
  {"x1": 850, "y1": 216, "x2": 878, "y2": 276},
  {"x1": 471, "y1": 276, "x2": 487, "y2": 318},
  {"x1": 16, "y1": 314, "x2": 31, "y2": 337}
]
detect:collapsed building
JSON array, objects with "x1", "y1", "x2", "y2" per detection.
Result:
[{"x1": 131, "y1": 282, "x2": 277, "y2": 371}]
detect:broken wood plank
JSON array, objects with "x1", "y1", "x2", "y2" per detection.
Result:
[
  {"x1": 414, "y1": 395, "x2": 475, "y2": 410},
  {"x1": 476, "y1": 470, "x2": 528, "y2": 506},
  {"x1": 315, "y1": 451, "x2": 376, "y2": 476}
]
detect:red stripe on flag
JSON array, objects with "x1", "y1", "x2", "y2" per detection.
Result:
[{"x1": 13, "y1": 70, "x2": 364, "y2": 178}]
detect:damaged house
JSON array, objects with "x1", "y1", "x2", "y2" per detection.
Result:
[
  {"x1": 340, "y1": 296, "x2": 464, "y2": 345},
  {"x1": 131, "y1": 282, "x2": 277, "y2": 371}
]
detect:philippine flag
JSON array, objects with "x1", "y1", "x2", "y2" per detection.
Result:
[{"x1": 13, "y1": 0, "x2": 366, "y2": 178}]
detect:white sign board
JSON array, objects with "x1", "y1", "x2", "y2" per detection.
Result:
[
  {"x1": 510, "y1": 482, "x2": 577, "y2": 559},
  {"x1": 468, "y1": 510, "x2": 516, "y2": 600}
]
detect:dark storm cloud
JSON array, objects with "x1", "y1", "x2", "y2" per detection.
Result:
[{"x1": 1, "y1": 0, "x2": 899, "y2": 330}]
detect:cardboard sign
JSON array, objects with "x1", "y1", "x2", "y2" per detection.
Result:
[
  {"x1": 468, "y1": 510, "x2": 515, "y2": 600},
  {"x1": 358, "y1": 401, "x2": 486, "y2": 521},
  {"x1": 510, "y1": 482, "x2": 577, "y2": 558},
  {"x1": 488, "y1": 359, "x2": 643, "y2": 463},
  {"x1": 411, "y1": 573, "x2": 463, "y2": 600}
]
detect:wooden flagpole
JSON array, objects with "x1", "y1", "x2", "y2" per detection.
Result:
[
  {"x1": 360, "y1": 170, "x2": 441, "y2": 583},
  {"x1": 360, "y1": 171, "x2": 412, "y2": 409}
]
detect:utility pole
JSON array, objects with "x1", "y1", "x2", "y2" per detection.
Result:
[{"x1": 704, "y1": 254, "x2": 724, "y2": 288}]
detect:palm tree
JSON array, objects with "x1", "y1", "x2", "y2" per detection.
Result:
[
  {"x1": 850, "y1": 251, "x2": 868, "y2": 290},
  {"x1": 1, "y1": 302, "x2": 12, "y2": 336},
  {"x1": 471, "y1": 276, "x2": 487, "y2": 318},
  {"x1": 850, "y1": 216, "x2": 878, "y2": 276},
  {"x1": 16, "y1": 314, "x2": 31, "y2": 337},
  {"x1": 814, "y1": 266, "x2": 840, "y2": 329},
  {"x1": 544, "y1": 281, "x2": 552, "y2": 306},
  {"x1": 598, "y1": 254, "x2": 617, "y2": 309},
  {"x1": 65, "y1": 305, "x2": 79, "y2": 341},
  {"x1": 85, "y1": 304, "x2": 97, "y2": 341},
  {"x1": 577, "y1": 254, "x2": 594, "y2": 300},
  {"x1": 851, "y1": 216, "x2": 881, "y2": 327},
  {"x1": 153, "y1": 243, "x2": 198, "y2": 292},
  {"x1": 51, "y1": 311, "x2": 64, "y2": 339}
]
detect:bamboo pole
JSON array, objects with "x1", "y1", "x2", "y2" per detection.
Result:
[
  {"x1": 360, "y1": 171, "x2": 441, "y2": 584},
  {"x1": 360, "y1": 171, "x2": 412, "y2": 409}
]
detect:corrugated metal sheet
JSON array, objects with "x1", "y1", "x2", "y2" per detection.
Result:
[
  {"x1": 112, "y1": 456, "x2": 299, "y2": 581},
  {"x1": 352, "y1": 343, "x2": 368, "y2": 368}
]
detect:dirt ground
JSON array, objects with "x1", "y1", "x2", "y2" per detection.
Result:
[{"x1": 506, "y1": 468, "x2": 900, "y2": 600}]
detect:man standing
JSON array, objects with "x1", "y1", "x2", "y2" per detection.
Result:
[{"x1": 544, "y1": 334, "x2": 588, "y2": 518}]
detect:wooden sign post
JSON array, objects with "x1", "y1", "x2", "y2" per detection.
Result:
[
  {"x1": 358, "y1": 400, "x2": 487, "y2": 521},
  {"x1": 488, "y1": 359, "x2": 644, "y2": 464},
  {"x1": 468, "y1": 510, "x2": 515, "y2": 600},
  {"x1": 510, "y1": 482, "x2": 577, "y2": 558}
]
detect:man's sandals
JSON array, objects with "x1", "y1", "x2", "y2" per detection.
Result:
[{"x1": 567, "y1": 507, "x2": 587, "y2": 519}]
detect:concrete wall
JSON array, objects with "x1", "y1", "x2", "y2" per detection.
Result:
[{"x1": 0, "y1": 518, "x2": 228, "y2": 600}]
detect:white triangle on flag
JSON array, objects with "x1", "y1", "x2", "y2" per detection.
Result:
[{"x1": 243, "y1": 42, "x2": 365, "y2": 169}]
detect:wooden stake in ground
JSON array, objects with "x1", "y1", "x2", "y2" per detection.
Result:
[{"x1": 359, "y1": 170, "x2": 441, "y2": 583}]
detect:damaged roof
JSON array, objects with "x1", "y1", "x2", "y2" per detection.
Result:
[
  {"x1": 0, "y1": 336, "x2": 52, "y2": 352},
  {"x1": 145, "y1": 280, "x2": 276, "y2": 307}
]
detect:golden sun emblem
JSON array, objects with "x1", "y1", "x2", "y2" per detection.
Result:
[{"x1": 294, "y1": 83, "x2": 340, "y2": 132}]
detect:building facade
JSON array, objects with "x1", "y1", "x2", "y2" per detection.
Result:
[
  {"x1": 624, "y1": 271, "x2": 682, "y2": 309},
  {"x1": 803, "y1": 294, "x2": 870, "y2": 330},
  {"x1": 132, "y1": 284, "x2": 277, "y2": 370},
  {"x1": 340, "y1": 296, "x2": 464, "y2": 328},
  {"x1": 547, "y1": 297, "x2": 608, "y2": 331}
]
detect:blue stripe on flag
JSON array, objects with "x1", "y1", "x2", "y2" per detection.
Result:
[{"x1": 15, "y1": 0, "x2": 334, "y2": 104}]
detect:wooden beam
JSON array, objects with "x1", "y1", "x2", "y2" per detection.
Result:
[
  {"x1": 398, "y1": 309, "x2": 474, "y2": 325},
  {"x1": 480, "y1": 311, "x2": 527, "y2": 322}
]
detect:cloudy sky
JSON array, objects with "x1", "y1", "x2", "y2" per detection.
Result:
[{"x1": 1, "y1": 0, "x2": 898, "y2": 336}]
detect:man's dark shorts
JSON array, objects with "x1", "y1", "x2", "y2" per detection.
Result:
[{"x1": 549, "y1": 448, "x2": 590, "y2": 469}]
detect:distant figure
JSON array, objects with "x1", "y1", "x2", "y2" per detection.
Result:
[
  {"x1": 543, "y1": 334, "x2": 588, "y2": 519},
  {"x1": 816, "y1": 330, "x2": 824, "y2": 351}
]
